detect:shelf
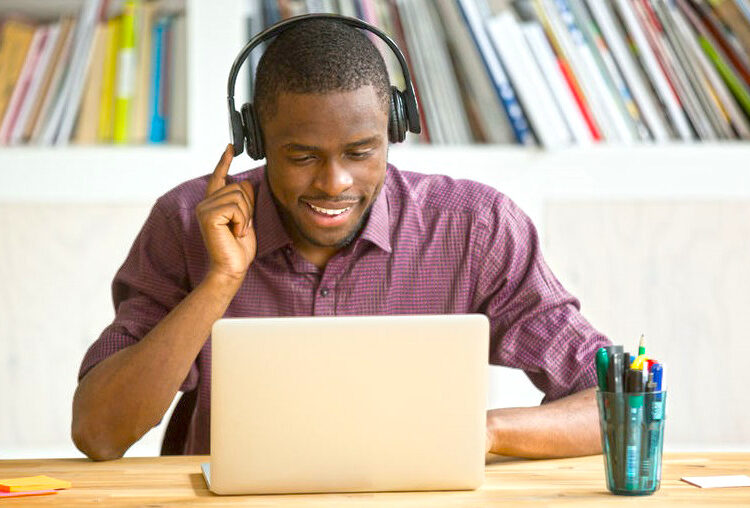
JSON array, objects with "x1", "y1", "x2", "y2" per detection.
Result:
[{"x1": 1, "y1": 142, "x2": 749, "y2": 204}]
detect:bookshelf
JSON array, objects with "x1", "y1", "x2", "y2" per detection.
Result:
[
  {"x1": 0, "y1": 0, "x2": 248, "y2": 201},
  {"x1": 0, "y1": 0, "x2": 748, "y2": 207}
]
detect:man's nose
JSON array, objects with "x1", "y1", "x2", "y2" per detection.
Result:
[{"x1": 313, "y1": 159, "x2": 354, "y2": 196}]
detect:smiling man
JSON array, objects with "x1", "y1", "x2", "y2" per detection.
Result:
[{"x1": 72, "y1": 18, "x2": 610, "y2": 461}]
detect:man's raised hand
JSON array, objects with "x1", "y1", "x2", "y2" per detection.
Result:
[{"x1": 196, "y1": 144, "x2": 257, "y2": 285}]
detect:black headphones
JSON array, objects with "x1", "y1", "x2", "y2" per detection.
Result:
[{"x1": 226, "y1": 13, "x2": 422, "y2": 160}]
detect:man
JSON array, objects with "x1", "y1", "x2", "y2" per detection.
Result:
[{"x1": 72, "y1": 19, "x2": 609, "y2": 461}]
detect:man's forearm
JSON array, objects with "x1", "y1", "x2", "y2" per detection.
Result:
[
  {"x1": 71, "y1": 271, "x2": 242, "y2": 461},
  {"x1": 487, "y1": 387, "x2": 601, "y2": 459}
]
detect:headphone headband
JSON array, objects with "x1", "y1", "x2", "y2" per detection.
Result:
[{"x1": 226, "y1": 13, "x2": 421, "y2": 141}]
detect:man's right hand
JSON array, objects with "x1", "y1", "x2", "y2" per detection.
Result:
[{"x1": 196, "y1": 144, "x2": 257, "y2": 285}]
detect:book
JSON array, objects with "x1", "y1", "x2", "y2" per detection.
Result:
[
  {"x1": 633, "y1": 0, "x2": 716, "y2": 139},
  {"x1": 520, "y1": 19, "x2": 593, "y2": 143},
  {"x1": 0, "y1": 25, "x2": 49, "y2": 144},
  {"x1": 9, "y1": 23, "x2": 62, "y2": 145},
  {"x1": 457, "y1": 0, "x2": 534, "y2": 144},
  {"x1": 168, "y1": 13, "x2": 187, "y2": 144},
  {"x1": 148, "y1": 16, "x2": 170, "y2": 143},
  {"x1": 710, "y1": 0, "x2": 750, "y2": 56},
  {"x1": 29, "y1": 18, "x2": 77, "y2": 143},
  {"x1": 650, "y1": 0, "x2": 732, "y2": 139},
  {"x1": 98, "y1": 17, "x2": 120, "y2": 142},
  {"x1": 0, "y1": 19, "x2": 37, "y2": 125},
  {"x1": 73, "y1": 23, "x2": 108, "y2": 144},
  {"x1": 113, "y1": 0, "x2": 139, "y2": 143},
  {"x1": 435, "y1": 0, "x2": 515, "y2": 143},
  {"x1": 529, "y1": 0, "x2": 603, "y2": 140},
  {"x1": 674, "y1": 0, "x2": 750, "y2": 137},
  {"x1": 689, "y1": 0, "x2": 750, "y2": 88},
  {"x1": 611, "y1": 0, "x2": 695, "y2": 140},
  {"x1": 39, "y1": 0, "x2": 103, "y2": 145},
  {"x1": 131, "y1": 0, "x2": 158, "y2": 143},
  {"x1": 487, "y1": 10, "x2": 572, "y2": 148},
  {"x1": 545, "y1": 0, "x2": 636, "y2": 142},
  {"x1": 585, "y1": 0, "x2": 672, "y2": 141},
  {"x1": 567, "y1": 0, "x2": 650, "y2": 141}
]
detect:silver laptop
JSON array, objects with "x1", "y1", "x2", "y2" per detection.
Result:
[{"x1": 202, "y1": 314, "x2": 489, "y2": 495}]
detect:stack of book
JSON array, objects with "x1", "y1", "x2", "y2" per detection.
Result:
[
  {"x1": 0, "y1": 0, "x2": 186, "y2": 146},
  {"x1": 253, "y1": 0, "x2": 750, "y2": 147}
]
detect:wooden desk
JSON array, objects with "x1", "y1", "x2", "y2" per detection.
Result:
[{"x1": 1, "y1": 453, "x2": 748, "y2": 506}]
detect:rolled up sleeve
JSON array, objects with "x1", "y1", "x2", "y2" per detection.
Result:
[
  {"x1": 473, "y1": 195, "x2": 611, "y2": 402},
  {"x1": 78, "y1": 199, "x2": 199, "y2": 393}
]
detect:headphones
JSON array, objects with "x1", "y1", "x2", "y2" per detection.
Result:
[{"x1": 226, "y1": 13, "x2": 422, "y2": 160}]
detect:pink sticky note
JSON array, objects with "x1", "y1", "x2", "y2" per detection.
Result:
[{"x1": 0, "y1": 489, "x2": 57, "y2": 498}]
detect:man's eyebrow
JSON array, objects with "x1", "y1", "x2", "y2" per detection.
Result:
[
  {"x1": 283, "y1": 142, "x2": 320, "y2": 151},
  {"x1": 344, "y1": 136, "x2": 379, "y2": 149},
  {"x1": 283, "y1": 136, "x2": 380, "y2": 152}
]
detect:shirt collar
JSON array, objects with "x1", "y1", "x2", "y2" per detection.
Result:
[
  {"x1": 254, "y1": 171, "x2": 293, "y2": 259},
  {"x1": 253, "y1": 166, "x2": 392, "y2": 258},
  {"x1": 356, "y1": 173, "x2": 392, "y2": 253}
]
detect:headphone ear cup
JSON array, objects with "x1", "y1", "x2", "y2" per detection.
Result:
[
  {"x1": 388, "y1": 86, "x2": 407, "y2": 143},
  {"x1": 241, "y1": 103, "x2": 265, "y2": 160},
  {"x1": 230, "y1": 110, "x2": 245, "y2": 156}
]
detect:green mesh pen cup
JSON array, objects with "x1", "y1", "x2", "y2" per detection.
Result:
[{"x1": 596, "y1": 390, "x2": 666, "y2": 495}]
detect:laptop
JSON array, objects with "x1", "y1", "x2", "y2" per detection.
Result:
[{"x1": 202, "y1": 314, "x2": 489, "y2": 495}]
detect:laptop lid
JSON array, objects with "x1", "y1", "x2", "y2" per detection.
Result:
[{"x1": 207, "y1": 314, "x2": 489, "y2": 495}]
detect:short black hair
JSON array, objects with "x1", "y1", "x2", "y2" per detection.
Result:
[{"x1": 253, "y1": 18, "x2": 391, "y2": 123}]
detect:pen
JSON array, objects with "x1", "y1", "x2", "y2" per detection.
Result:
[
  {"x1": 638, "y1": 334, "x2": 646, "y2": 356},
  {"x1": 622, "y1": 352, "x2": 631, "y2": 387},
  {"x1": 625, "y1": 368, "x2": 645, "y2": 491},
  {"x1": 640, "y1": 369, "x2": 656, "y2": 488},
  {"x1": 596, "y1": 348, "x2": 609, "y2": 392},
  {"x1": 607, "y1": 352, "x2": 625, "y2": 486},
  {"x1": 646, "y1": 363, "x2": 664, "y2": 490}
]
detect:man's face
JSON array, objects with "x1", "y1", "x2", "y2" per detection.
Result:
[{"x1": 262, "y1": 86, "x2": 389, "y2": 258}]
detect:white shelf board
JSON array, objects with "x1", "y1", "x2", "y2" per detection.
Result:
[{"x1": 1, "y1": 142, "x2": 748, "y2": 203}]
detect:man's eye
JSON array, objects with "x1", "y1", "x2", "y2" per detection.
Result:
[
  {"x1": 289, "y1": 155, "x2": 315, "y2": 163},
  {"x1": 348, "y1": 151, "x2": 371, "y2": 160}
]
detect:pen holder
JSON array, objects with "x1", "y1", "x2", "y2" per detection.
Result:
[{"x1": 596, "y1": 390, "x2": 667, "y2": 495}]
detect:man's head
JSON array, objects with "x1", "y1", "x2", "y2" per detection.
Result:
[{"x1": 254, "y1": 19, "x2": 392, "y2": 265}]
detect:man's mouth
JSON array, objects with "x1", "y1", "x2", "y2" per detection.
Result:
[{"x1": 307, "y1": 203, "x2": 352, "y2": 216}]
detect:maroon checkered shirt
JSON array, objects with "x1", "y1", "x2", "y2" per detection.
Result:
[{"x1": 79, "y1": 164, "x2": 610, "y2": 454}]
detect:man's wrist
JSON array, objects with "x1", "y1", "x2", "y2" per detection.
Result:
[{"x1": 200, "y1": 269, "x2": 245, "y2": 303}]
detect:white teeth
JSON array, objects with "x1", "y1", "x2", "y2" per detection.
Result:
[{"x1": 308, "y1": 203, "x2": 351, "y2": 216}]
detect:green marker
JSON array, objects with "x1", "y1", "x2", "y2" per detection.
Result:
[{"x1": 596, "y1": 348, "x2": 609, "y2": 391}]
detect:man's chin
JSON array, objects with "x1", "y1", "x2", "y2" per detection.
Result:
[{"x1": 299, "y1": 227, "x2": 359, "y2": 249}]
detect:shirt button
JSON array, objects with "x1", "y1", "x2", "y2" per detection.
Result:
[{"x1": 319, "y1": 288, "x2": 329, "y2": 297}]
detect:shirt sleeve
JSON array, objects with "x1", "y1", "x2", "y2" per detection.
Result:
[
  {"x1": 77, "y1": 198, "x2": 199, "y2": 393},
  {"x1": 472, "y1": 194, "x2": 611, "y2": 403}
]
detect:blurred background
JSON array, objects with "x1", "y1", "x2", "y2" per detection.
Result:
[{"x1": 1, "y1": 0, "x2": 749, "y2": 458}]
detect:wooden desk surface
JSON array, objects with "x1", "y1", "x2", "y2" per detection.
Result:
[{"x1": 1, "y1": 453, "x2": 748, "y2": 506}]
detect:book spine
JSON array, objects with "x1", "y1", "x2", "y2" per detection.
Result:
[
  {"x1": 612, "y1": 0, "x2": 694, "y2": 139},
  {"x1": 487, "y1": 12, "x2": 572, "y2": 148},
  {"x1": 113, "y1": 0, "x2": 138, "y2": 143},
  {"x1": 0, "y1": 27, "x2": 48, "y2": 144},
  {"x1": 521, "y1": 21, "x2": 593, "y2": 143},
  {"x1": 149, "y1": 17, "x2": 168, "y2": 143},
  {"x1": 11, "y1": 24, "x2": 61, "y2": 145},
  {"x1": 98, "y1": 18, "x2": 119, "y2": 142},
  {"x1": 457, "y1": 0, "x2": 534, "y2": 144}
]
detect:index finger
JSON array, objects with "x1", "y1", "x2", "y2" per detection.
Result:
[{"x1": 206, "y1": 144, "x2": 234, "y2": 198}]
